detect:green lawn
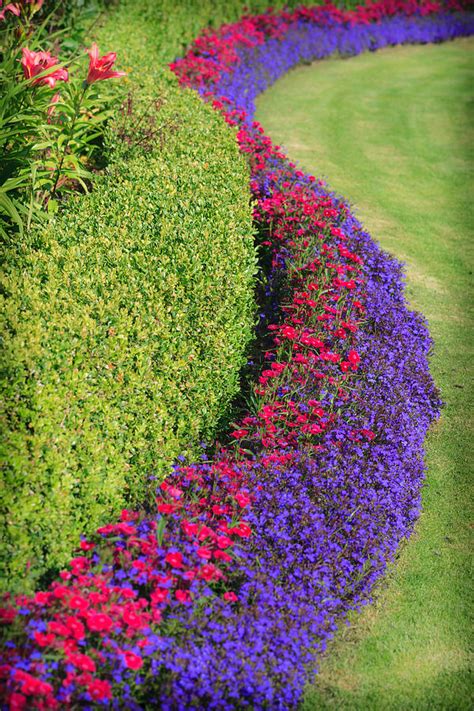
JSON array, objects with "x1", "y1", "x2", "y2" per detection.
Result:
[{"x1": 256, "y1": 39, "x2": 473, "y2": 710}]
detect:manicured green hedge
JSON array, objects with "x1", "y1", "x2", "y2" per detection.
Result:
[{"x1": 0, "y1": 2, "x2": 258, "y2": 593}]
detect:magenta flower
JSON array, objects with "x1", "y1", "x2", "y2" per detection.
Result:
[
  {"x1": 21, "y1": 48, "x2": 68, "y2": 88},
  {"x1": 86, "y1": 43, "x2": 126, "y2": 84},
  {"x1": 0, "y1": 3, "x2": 20, "y2": 21}
]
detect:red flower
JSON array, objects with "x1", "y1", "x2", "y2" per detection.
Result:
[
  {"x1": 122, "y1": 606, "x2": 146, "y2": 630},
  {"x1": 175, "y1": 589, "x2": 191, "y2": 604},
  {"x1": 65, "y1": 616, "x2": 86, "y2": 640},
  {"x1": 160, "y1": 481, "x2": 183, "y2": 499},
  {"x1": 34, "y1": 632, "x2": 55, "y2": 647},
  {"x1": 8, "y1": 694, "x2": 26, "y2": 711},
  {"x1": 181, "y1": 520, "x2": 198, "y2": 537},
  {"x1": 33, "y1": 592, "x2": 50, "y2": 606},
  {"x1": 165, "y1": 552, "x2": 184, "y2": 569},
  {"x1": 86, "y1": 612, "x2": 113, "y2": 633},
  {"x1": 14, "y1": 670, "x2": 53, "y2": 697},
  {"x1": 223, "y1": 591, "x2": 238, "y2": 602},
  {"x1": 348, "y1": 349, "x2": 360, "y2": 365},
  {"x1": 70, "y1": 557, "x2": 90, "y2": 575},
  {"x1": 68, "y1": 652, "x2": 96, "y2": 673},
  {"x1": 157, "y1": 503, "x2": 178, "y2": 514},
  {"x1": 63, "y1": 638, "x2": 78, "y2": 655},
  {"x1": 197, "y1": 525, "x2": 214, "y2": 541},
  {"x1": 230, "y1": 428, "x2": 249, "y2": 439},
  {"x1": 230, "y1": 522, "x2": 252, "y2": 538},
  {"x1": 0, "y1": 607, "x2": 17, "y2": 623},
  {"x1": 21, "y1": 48, "x2": 68, "y2": 88},
  {"x1": 88, "y1": 678, "x2": 112, "y2": 701},
  {"x1": 196, "y1": 547, "x2": 212, "y2": 560},
  {"x1": 199, "y1": 564, "x2": 219, "y2": 581},
  {"x1": 67, "y1": 595, "x2": 89, "y2": 612},
  {"x1": 49, "y1": 621, "x2": 69, "y2": 636},
  {"x1": 235, "y1": 491, "x2": 251, "y2": 508},
  {"x1": 151, "y1": 588, "x2": 169, "y2": 605},
  {"x1": 86, "y1": 44, "x2": 126, "y2": 85},
  {"x1": 122, "y1": 651, "x2": 143, "y2": 670},
  {"x1": 216, "y1": 536, "x2": 232, "y2": 549},
  {"x1": 51, "y1": 585, "x2": 69, "y2": 600}
]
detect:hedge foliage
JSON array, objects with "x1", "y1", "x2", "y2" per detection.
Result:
[{"x1": 0, "y1": 0, "x2": 259, "y2": 593}]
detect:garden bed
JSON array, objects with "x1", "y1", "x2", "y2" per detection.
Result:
[{"x1": 1, "y1": 1, "x2": 473, "y2": 708}]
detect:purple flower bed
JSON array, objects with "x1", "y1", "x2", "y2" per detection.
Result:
[
  {"x1": 212, "y1": 12, "x2": 474, "y2": 119},
  {"x1": 1, "y1": 2, "x2": 473, "y2": 708}
]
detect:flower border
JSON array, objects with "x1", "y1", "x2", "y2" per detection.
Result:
[{"x1": 1, "y1": 3, "x2": 473, "y2": 708}]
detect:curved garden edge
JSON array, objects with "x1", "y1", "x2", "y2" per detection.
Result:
[
  {"x1": 254, "y1": 38, "x2": 474, "y2": 709},
  {"x1": 1, "y1": 2, "x2": 473, "y2": 709}
]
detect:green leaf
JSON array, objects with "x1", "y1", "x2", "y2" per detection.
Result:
[
  {"x1": 0, "y1": 190, "x2": 23, "y2": 235},
  {"x1": 47, "y1": 199, "x2": 59, "y2": 215},
  {"x1": 156, "y1": 517, "x2": 167, "y2": 546}
]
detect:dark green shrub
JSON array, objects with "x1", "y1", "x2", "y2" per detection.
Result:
[{"x1": 0, "y1": 4, "x2": 257, "y2": 592}]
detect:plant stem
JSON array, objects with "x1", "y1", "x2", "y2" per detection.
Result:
[{"x1": 50, "y1": 84, "x2": 88, "y2": 199}]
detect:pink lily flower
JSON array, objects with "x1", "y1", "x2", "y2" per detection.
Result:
[
  {"x1": 86, "y1": 44, "x2": 126, "y2": 84},
  {"x1": 0, "y1": 3, "x2": 21, "y2": 21},
  {"x1": 21, "y1": 48, "x2": 68, "y2": 88}
]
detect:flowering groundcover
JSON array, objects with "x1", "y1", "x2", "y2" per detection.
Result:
[{"x1": 1, "y1": 1, "x2": 473, "y2": 708}]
